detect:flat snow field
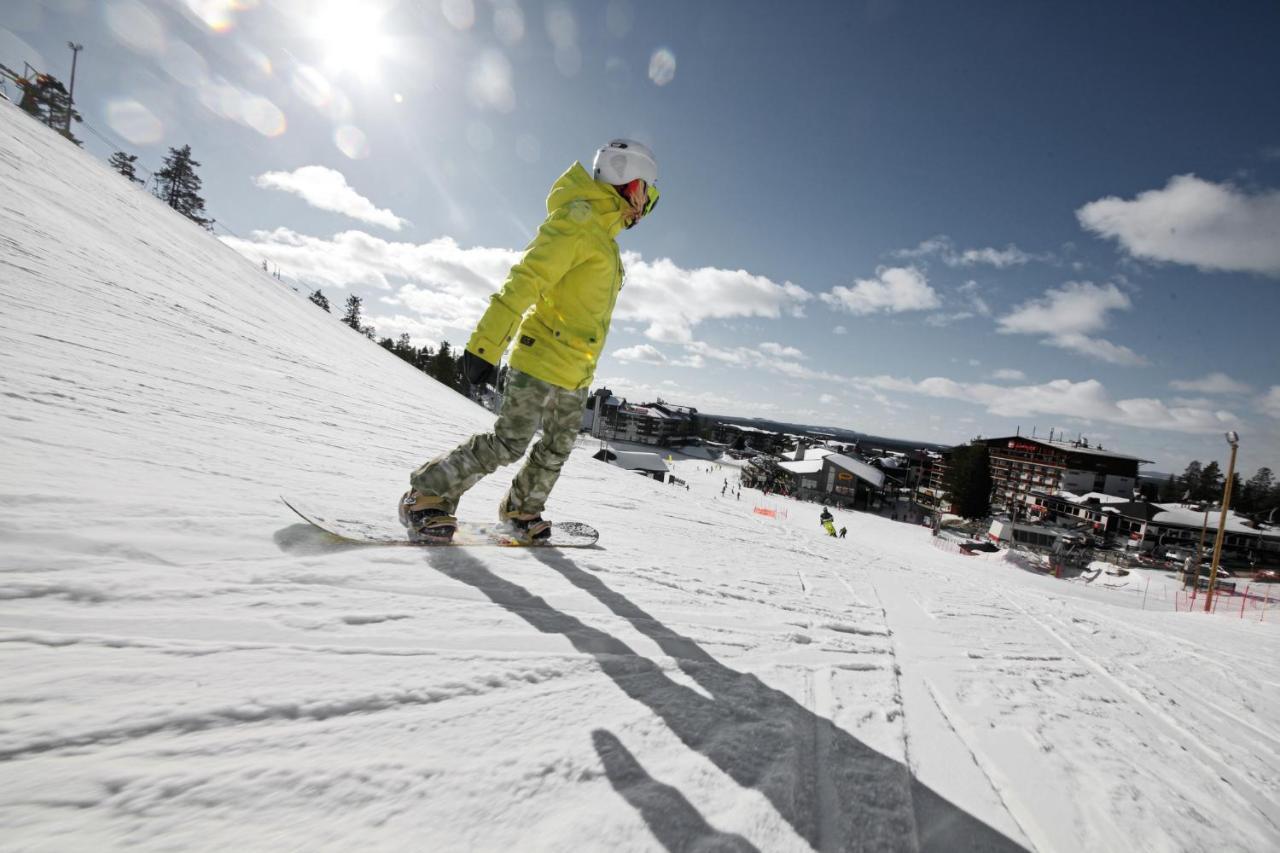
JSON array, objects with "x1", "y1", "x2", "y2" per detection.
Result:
[{"x1": 2, "y1": 101, "x2": 1278, "y2": 853}]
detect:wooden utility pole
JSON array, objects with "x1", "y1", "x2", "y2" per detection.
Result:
[
  {"x1": 1203, "y1": 432, "x2": 1240, "y2": 612},
  {"x1": 65, "y1": 42, "x2": 83, "y2": 133},
  {"x1": 1190, "y1": 506, "x2": 1211, "y2": 587}
]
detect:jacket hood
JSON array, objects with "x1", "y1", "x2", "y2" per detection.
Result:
[{"x1": 546, "y1": 161, "x2": 628, "y2": 238}]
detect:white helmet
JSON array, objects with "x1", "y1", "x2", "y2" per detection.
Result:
[{"x1": 592, "y1": 139, "x2": 657, "y2": 186}]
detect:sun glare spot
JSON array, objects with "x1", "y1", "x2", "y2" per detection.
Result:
[{"x1": 310, "y1": 2, "x2": 394, "y2": 81}]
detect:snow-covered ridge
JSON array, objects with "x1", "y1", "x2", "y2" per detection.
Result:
[{"x1": 2, "y1": 103, "x2": 1279, "y2": 851}]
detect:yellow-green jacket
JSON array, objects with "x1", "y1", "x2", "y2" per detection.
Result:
[{"x1": 466, "y1": 162, "x2": 628, "y2": 391}]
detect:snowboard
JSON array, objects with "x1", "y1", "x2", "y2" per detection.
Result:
[{"x1": 281, "y1": 497, "x2": 599, "y2": 548}]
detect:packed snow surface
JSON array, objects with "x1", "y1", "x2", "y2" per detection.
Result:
[{"x1": 2, "y1": 102, "x2": 1279, "y2": 852}]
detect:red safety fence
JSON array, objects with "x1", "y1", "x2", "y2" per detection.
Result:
[
  {"x1": 752, "y1": 505, "x2": 788, "y2": 519},
  {"x1": 1176, "y1": 582, "x2": 1279, "y2": 621}
]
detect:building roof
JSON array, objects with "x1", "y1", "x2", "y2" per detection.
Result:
[
  {"x1": 779, "y1": 458, "x2": 825, "y2": 475},
  {"x1": 1150, "y1": 503, "x2": 1276, "y2": 537},
  {"x1": 985, "y1": 435, "x2": 1151, "y2": 464},
  {"x1": 1060, "y1": 491, "x2": 1131, "y2": 505},
  {"x1": 826, "y1": 453, "x2": 886, "y2": 488},
  {"x1": 780, "y1": 446, "x2": 833, "y2": 462},
  {"x1": 592, "y1": 448, "x2": 670, "y2": 473}
]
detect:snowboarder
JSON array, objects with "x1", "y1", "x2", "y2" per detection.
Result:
[
  {"x1": 820, "y1": 506, "x2": 836, "y2": 537},
  {"x1": 399, "y1": 139, "x2": 660, "y2": 543}
]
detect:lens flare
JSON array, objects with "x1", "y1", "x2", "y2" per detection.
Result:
[
  {"x1": 467, "y1": 49, "x2": 515, "y2": 112},
  {"x1": 335, "y1": 125, "x2": 369, "y2": 159},
  {"x1": 493, "y1": 1, "x2": 524, "y2": 45},
  {"x1": 441, "y1": 0, "x2": 475, "y2": 30},
  {"x1": 242, "y1": 95, "x2": 285, "y2": 137},
  {"x1": 105, "y1": 98, "x2": 163, "y2": 145},
  {"x1": 182, "y1": 0, "x2": 250, "y2": 34},
  {"x1": 648, "y1": 48, "x2": 676, "y2": 86},
  {"x1": 104, "y1": 0, "x2": 166, "y2": 56}
]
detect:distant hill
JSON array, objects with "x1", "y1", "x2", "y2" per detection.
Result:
[{"x1": 703, "y1": 412, "x2": 951, "y2": 454}]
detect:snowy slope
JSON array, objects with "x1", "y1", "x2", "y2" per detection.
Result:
[{"x1": 2, "y1": 101, "x2": 1278, "y2": 853}]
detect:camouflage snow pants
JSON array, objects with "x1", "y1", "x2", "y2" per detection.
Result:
[{"x1": 409, "y1": 368, "x2": 589, "y2": 516}]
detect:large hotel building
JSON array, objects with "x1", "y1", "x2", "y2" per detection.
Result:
[{"x1": 919, "y1": 434, "x2": 1148, "y2": 512}]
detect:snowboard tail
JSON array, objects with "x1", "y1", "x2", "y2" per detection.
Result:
[{"x1": 281, "y1": 497, "x2": 598, "y2": 548}]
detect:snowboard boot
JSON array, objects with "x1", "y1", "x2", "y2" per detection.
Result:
[
  {"x1": 399, "y1": 490, "x2": 457, "y2": 544},
  {"x1": 498, "y1": 495, "x2": 551, "y2": 543}
]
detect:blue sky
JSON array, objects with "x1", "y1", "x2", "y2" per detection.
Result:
[{"x1": 7, "y1": 0, "x2": 1279, "y2": 475}]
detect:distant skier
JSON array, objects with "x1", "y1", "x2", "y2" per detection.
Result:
[
  {"x1": 399, "y1": 139, "x2": 660, "y2": 543},
  {"x1": 839, "y1": 526, "x2": 847, "y2": 539}
]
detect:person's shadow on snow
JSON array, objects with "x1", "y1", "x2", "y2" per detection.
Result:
[{"x1": 425, "y1": 548, "x2": 1028, "y2": 853}]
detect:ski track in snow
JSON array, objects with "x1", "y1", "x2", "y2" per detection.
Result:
[{"x1": 2, "y1": 101, "x2": 1279, "y2": 851}]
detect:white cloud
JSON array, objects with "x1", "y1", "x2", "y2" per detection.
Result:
[
  {"x1": 1077, "y1": 174, "x2": 1280, "y2": 276},
  {"x1": 896, "y1": 235, "x2": 1037, "y2": 268},
  {"x1": 682, "y1": 341, "x2": 840, "y2": 383},
  {"x1": 957, "y1": 280, "x2": 992, "y2": 316},
  {"x1": 618, "y1": 253, "x2": 812, "y2": 343},
  {"x1": 222, "y1": 228, "x2": 514, "y2": 294},
  {"x1": 759, "y1": 341, "x2": 806, "y2": 359},
  {"x1": 996, "y1": 281, "x2": 1146, "y2": 366},
  {"x1": 1261, "y1": 386, "x2": 1280, "y2": 419},
  {"x1": 991, "y1": 368, "x2": 1026, "y2": 382},
  {"x1": 820, "y1": 266, "x2": 940, "y2": 316},
  {"x1": 1169, "y1": 372, "x2": 1252, "y2": 394},
  {"x1": 861, "y1": 375, "x2": 1237, "y2": 435},
  {"x1": 222, "y1": 229, "x2": 813, "y2": 352},
  {"x1": 818, "y1": 393, "x2": 837, "y2": 405},
  {"x1": 254, "y1": 167, "x2": 408, "y2": 230},
  {"x1": 833, "y1": 325, "x2": 847, "y2": 335},
  {"x1": 612, "y1": 343, "x2": 667, "y2": 364},
  {"x1": 924, "y1": 311, "x2": 974, "y2": 327}
]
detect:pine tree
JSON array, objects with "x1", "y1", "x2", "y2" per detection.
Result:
[
  {"x1": 942, "y1": 444, "x2": 992, "y2": 519},
  {"x1": 1240, "y1": 467, "x2": 1274, "y2": 515},
  {"x1": 153, "y1": 145, "x2": 211, "y2": 227},
  {"x1": 109, "y1": 151, "x2": 144, "y2": 184},
  {"x1": 1198, "y1": 460, "x2": 1223, "y2": 502},
  {"x1": 18, "y1": 74, "x2": 82, "y2": 145},
  {"x1": 308, "y1": 289, "x2": 330, "y2": 312},
  {"x1": 1157, "y1": 474, "x2": 1178, "y2": 502},
  {"x1": 1177, "y1": 461, "x2": 1202, "y2": 502},
  {"x1": 431, "y1": 341, "x2": 458, "y2": 389},
  {"x1": 341, "y1": 294, "x2": 363, "y2": 331},
  {"x1": 392, "y1": 333, "x2": 416, "y2": 364}
]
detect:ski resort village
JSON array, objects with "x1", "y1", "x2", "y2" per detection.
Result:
[{"x1": 4, "y1": 3, "x2": 1280, "y2": 852}]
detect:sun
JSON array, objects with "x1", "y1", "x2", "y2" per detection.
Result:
[{"x1": 310, "y1": 3, "x2": 395, "y2": 81}]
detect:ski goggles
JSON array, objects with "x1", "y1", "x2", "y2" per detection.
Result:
[
  {"x1": 643, "y1": 182, "x2": 660, "y2": 216},
  {"x1": 622, "y1": 179, "x2": 661, "y2": 217}
]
